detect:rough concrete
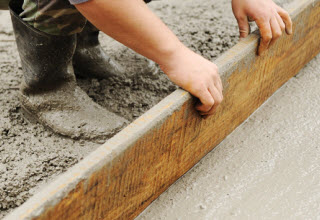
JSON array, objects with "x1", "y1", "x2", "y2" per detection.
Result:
[
  {"x1": 0, "y1": 0, "x2": 294, "y2": 217},
  {"x1": 0, "y1": 12, "x2": 98, "y2": 218},
  {"x1": 136, "y1": 53, "x2": 320, "y2": 220}
]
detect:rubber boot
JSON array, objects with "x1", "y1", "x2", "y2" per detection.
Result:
[
  {"x1": 9, "y1": 1, "x2": 128, "y2": 142},
  {"x1": 73, "y1": 21, "x2": 126, "y2": 79}
]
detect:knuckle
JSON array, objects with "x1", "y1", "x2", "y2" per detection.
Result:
[
  {"x1": 215, "y1": 97, "x2": 223, "y2": 105},
  {"x1": 259, "y1": 12, "x2": 270, "y2": 20},
  {"x1": 236, "y1": 14, "x2": 247, "y2": 21},
  {"x1": 213, "y1": 73, "x2": 220, "y2": 80},
  {"x1": 220, "y1": 95, "x2": 224, "y2": 102},
  {"x1": 272, "y1": 8, "x2": 279, "y2": 15},
  {"x1": 256, "y1": 14, "x2": 265, "y2": 21},
  {"x1": 212, "y1": 64, "x2": 219, "y2": 72},
  {"x1": 207, "y1": 98, "x2": 215, "y2": 107},
  {"x1": 274, "y1": 31, "x2": 282, "y2": 39},
  {"x1": 282, "y1": 11, "x2": 289, "y2": 18},
  {"x1": 195, "y1": 86, "x2": 205, "y2": 96},
  {"x1": 256, "y1": 11, "x2": 268, "y2": 20},
  {"x1": 263, "y1": 34, "x2": 272, "y2": 42},
  {"x1": 192, "y1": 83, "x2": 204, "y2": 95},
  {"x1": 212, "y1": 68, "x2": 220, "y2": 76}
]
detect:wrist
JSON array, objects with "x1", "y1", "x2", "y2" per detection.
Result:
[
  {"x1": 154, "y1": 41, "x2": 188, "y2": 67},
  {"x1": 155, "y1": 42, "x2": 191, "y2": 70}
]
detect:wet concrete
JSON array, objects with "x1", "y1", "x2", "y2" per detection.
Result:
[
  {"x1": 0, "y1": 0, "x2": 295, "y2": 217},
  {"x1": 136, "y1": 53, "x2": 320, "y2": 220}
]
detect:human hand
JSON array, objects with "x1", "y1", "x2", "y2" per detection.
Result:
[
  {"x1": 76, "y1": 0, "x2": 223, "y2": 116},
  {"x1": 159, "y1": 46, "x2": 223, "y2": 116},
  {"x1": 232, "y1": 0, "x2": 293, "y2": 55}
]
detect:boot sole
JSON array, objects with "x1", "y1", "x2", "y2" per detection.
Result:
[{"x1": 20, "y1": 103, "x2": 124, "y2": 144}]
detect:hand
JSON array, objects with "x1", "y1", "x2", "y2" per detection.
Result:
[
  {"x1": 76, "y1": 0, "x2": 223, "y2": 116},
  {"x1": 232, "y1": 0, "x2": 293, "y2": 55},
  {"x1": 159, "y1": 46, "x2": 223, "y2": 116}
]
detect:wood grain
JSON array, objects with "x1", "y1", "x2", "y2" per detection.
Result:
[{"x1": 5, "y1": 0, "x2": 320, "y2": 219}]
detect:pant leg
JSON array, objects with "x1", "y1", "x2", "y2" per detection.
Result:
[
  {"x1": 19, "y1": 0, "x2": 87, "y2": 36},
  {"x1": 15, "y1": 0, "x2": 153, "y2": 36},
  {"x1": 0, "y1": 0, "x2": 10, "y2": 9}
]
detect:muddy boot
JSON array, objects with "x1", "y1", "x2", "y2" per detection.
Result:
[
  {"x1": 9, "y1": 1, "x2": 128, "y2": 142},
  {"x1": 73, "y1": 21, "x2": 126, "y2": 79}
]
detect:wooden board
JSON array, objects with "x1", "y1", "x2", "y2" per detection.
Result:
[{"x1": 5, "y1": 0, "x2": 320, "y2": 219}]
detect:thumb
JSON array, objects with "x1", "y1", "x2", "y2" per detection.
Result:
[{"x1": 236, "y1": 16, "x2": 250, "y2": 38}]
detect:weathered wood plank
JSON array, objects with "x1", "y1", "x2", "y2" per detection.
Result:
[{"x1": 5, "y1": 0, "x2": 320, "y2": 219}]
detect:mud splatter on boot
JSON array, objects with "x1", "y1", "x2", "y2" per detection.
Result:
[
  {"x1": 9, "y1": 1, "x2": 128, "y2": 142},
  {"x1": 73, "y1": 21, "x2": 126, "y2": 79}
]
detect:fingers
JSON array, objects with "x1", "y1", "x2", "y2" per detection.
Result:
[
  {"x1": 214, "y1": 74, "x2": 223, "y2": 93},
  {"x1": 275, "y1": 12, "x2": 285, "y2": 32},
  {"x1": 269, "y1": 13, "x2": 285, "y2": 47},
  {"x1": 277, "y1": 6, "x2": 293, "y2": 35},
  {"x1": 194, "y1": 63, "x2": 223, "y2": 117},
  {"x1": 200, "y1": 85, "x2": 223, "y2": 116},
  {"x1": 257, "y1": 7, "x2": 292, "y2": 55},
  {"x1": 195, "y1": 89, "x2": 215, "y2": 113},
  {"x1": 195, "y1": 83, "x2": 223, "y2": 115},
  {"x1": 211, "y1": 64, "x2": 223, "y2": 92},
  {"x1": 269, "y1": 17, "x2": 282, "y2": 47},
  {"x1": 256, "y1": 19, "x2": 272, "y2": 55},
  {"x1": 236, "y1": 15, "x2": 251, "y2": 38}
]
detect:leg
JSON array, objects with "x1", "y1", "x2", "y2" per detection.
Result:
[
  {"x1": 9, "y1": 0, "x2": 128, "y2": 141},
  {"x1": 72, "y1": 0, "x2": 155, "y2": 79},
  {"x1": 73, "y1": 21, "x2": 126, "y2": 79},
  {"x1": 20, "y1": 0, "x2": 87, "y2": 35}
]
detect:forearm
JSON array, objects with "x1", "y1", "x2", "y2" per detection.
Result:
[{"x1": 75, "y1": 0, "x2": 185, "y2": 66}]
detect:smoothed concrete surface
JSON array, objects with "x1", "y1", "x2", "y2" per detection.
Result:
[{"x1": 137, "y1": 54, "x2": 320, "y2": 220}]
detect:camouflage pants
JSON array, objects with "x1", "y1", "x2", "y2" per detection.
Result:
[
  {"x1": 0, "y1": 0, "x2": 151, "y2": 36},
  {"x1": 0, "y1": 0, "x2": 86, "y2": 35}
]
